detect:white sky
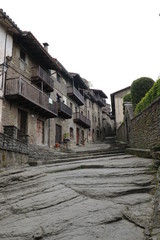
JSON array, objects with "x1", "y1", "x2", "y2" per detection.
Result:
[{"x1": 1, "y1": 0, "x2": 160, "y2": 103}]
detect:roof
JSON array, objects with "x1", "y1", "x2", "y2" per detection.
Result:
[
  {"x1": 110, "y1": 86, "x2": 130, "y2": 97},
  {"x1": 0, "y1": 9, "x2": 21, "y2": 34},
  {"x1": 14, "y1": 31, "x2": 73, "y2": 80},
  {"x1": 91, "y1": 89, "x2": 108, "y2": 99},
  {"x1": 0, "y1": 9, "x2": 73, "y2": 81},
  {"x1": 70, "y1": 73, "x2": 89, "y2": 89}
]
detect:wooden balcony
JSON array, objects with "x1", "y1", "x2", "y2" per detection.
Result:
[
  {"x1": 31, "y1": 66, "x2": 54, "y2": 92},
  {"x1": 73, "y1": 112, "x2": 91, "y2": 128},
  {"x1": 56, "y1": 101, "x2": 72, "y2": 119},
  {"x1": 67, "y1": 86, "x2": 84, "y2": 106},
  {"x1": 94, "y1": 96, "x2": 106, "y2": 107},
  {"x1": 5, "y1": 77, "x2": 58, "y2": 118}
]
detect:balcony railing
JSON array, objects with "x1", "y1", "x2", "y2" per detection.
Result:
[
  {"x1": 5, "y1": 77, "x2": 58, "y2": 118},
  {"x1": 94, "y1": 95, "x2": 106, "y2": 107},
  {"x1": 56, "y1": 101, "x2": 72, "y2": 119},
  {"x1": 73, "y1": 112, "x2": 91, "y2": 128},
  {"x1": 67, "y1": 86, "x2": 84, "y2": 106},
  {"x1": 31, "y1": 66, "x2": 54, "y2": 92}
]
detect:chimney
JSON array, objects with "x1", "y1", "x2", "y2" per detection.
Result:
[{"x1": 43, "y1": 42, "x2": 49, "y2": 52}]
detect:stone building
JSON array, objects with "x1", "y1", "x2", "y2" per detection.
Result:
[
  {"x1": 0, "y1": 9, "x2": 111, "y2": 151},
  {"x1": 110, "y1": 86, "x2": 130, "y2": 129}
]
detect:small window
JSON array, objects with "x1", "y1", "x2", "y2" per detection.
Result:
[{"x1": 70, "y1": 102, "x2": 73, "y2": 110}]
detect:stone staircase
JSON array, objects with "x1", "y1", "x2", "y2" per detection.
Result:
[{"x1": 28, "y1": 137, "x2": 126, "y2": 166}]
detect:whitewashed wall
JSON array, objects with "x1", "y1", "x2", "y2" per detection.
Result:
[{"x1": 0, "y1": 25, "x2": 13, "y2": 131}]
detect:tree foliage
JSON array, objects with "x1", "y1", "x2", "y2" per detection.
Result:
[
  {"x1": 130, "y1": 77, "x2": 154, "y2": 108},
  {"x1": 135, "y1": 78, "x2": 160, "y2": 115},
  {"x1": 123, "y1": 92, "x2": 132, "y2": 103}
]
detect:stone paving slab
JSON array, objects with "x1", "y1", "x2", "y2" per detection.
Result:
[{"x1": 0, "y1": 152, "x2": 158, "y2": 240}]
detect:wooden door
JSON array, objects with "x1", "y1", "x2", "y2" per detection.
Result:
[
  {"x1": 76, "y1": 127, "x2": 79, "y2": 145},
  {"x1": 55, "y1": 124, "x2": 62, "y2": 144},
  {"x1": 81, "y1": 130, "x2": 84, "y2": 144}
]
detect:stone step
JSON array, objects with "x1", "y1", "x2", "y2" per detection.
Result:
[
  {"x1": 104, "y1": 136, "x2": 116, "y2": 143},
  {"x1": 28, "y1": 148, "x2": 126, "y2": 166},
  {"x1": 41, "y1": 152, "x2": 126, "y2": 166},
  {"x1": 28, "y1": 141, "x2": 127, "y2": 166},
  {"x1": 29, "y1": 147, "x2": 125, "y2": 160}
]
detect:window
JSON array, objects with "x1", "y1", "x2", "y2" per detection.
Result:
[
  {"x1": 70, "y1": 102, "x2": 73, "y2": 110},
  {"x1": 88, "y1": 111, "x2": 90, "y2": 119}
]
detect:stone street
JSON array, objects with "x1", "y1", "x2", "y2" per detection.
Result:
[{"x1": 0, "y1": 149, "x2": 158, "y2": 240}]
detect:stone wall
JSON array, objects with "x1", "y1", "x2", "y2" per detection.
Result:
[
  {"x1": 0, "y1": 129, "x2": 28, "y2": 168},
  {"x1": 117, "y1": 97, "x2": 160, "y2": 149},
  {"x1": 116, "y1": 122, "x2": 127, "y2": 143}
]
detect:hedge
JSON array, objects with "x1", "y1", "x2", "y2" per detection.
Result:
[{"x1": 135, "y1": 78, "x2": 160, "y2": 115}]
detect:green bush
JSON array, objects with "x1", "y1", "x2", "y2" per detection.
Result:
[
  {"x1": 131, "y1": 77, "x2": 154, "y2": 108},
  {"x1": 135, "y1": 78, "x2": 160, "y2": 115},
  {"x1": 123, "y1": 92, "x2": 132, "y2": 103}
]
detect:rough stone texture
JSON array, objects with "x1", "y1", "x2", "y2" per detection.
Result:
[
  {"x1": 0, "y1": 131, "x2": 28, "y2": 168},
  {"x1": 0, "y1": 132, "x2": 28, "y2": 154},
  {"x1": 0, "y1": 153, "x2": 157, "y2": 240},
  {"x1": 117, "y1": 97, "x2": 160, "y2": 149},
  {"x1": 151, "y1": 166, "x2": 160, "y2": 240}
]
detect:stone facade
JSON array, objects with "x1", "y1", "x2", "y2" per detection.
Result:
[
  {"x1": 117, "y1": 97, "x2": 160, "y2": 149},
  {"x1": 111, "y1": 86, "x2": 130, "y2": 129},
  {"x1": 0, "y1": 9, "x2": 112, "y2": 159}
]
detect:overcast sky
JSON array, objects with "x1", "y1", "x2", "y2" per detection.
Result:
[{"x1": 1, "y1": 0, "x2": 160, "y2": 103}]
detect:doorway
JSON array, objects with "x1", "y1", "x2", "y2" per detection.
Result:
[
  {"x1": 81, "y1": 130, "x2": 84, "y2": 145},
  {"x1": 18, "y1": 109, "x2": 28, "y2": 134},
  {"x1": 55, "y1": 124, "x2": 62, "y2": 144},
  {"x1": 37, "y1": 119, "x2": 44, "y2": 145},
  {"x1": 76, "y1": 127, "x2": 80, "y2": 145}
]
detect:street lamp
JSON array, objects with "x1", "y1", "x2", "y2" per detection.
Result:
[{"x1": 0, "y1": 63, "x2": 8, "y2": 76}]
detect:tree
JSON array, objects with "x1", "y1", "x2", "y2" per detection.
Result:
[
  {"x1": 130, "y1": 77, "x2": 154, "y2": 108},
  {"x1": 123, "y1": 92, "x2": 131, "y2": 103}
]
